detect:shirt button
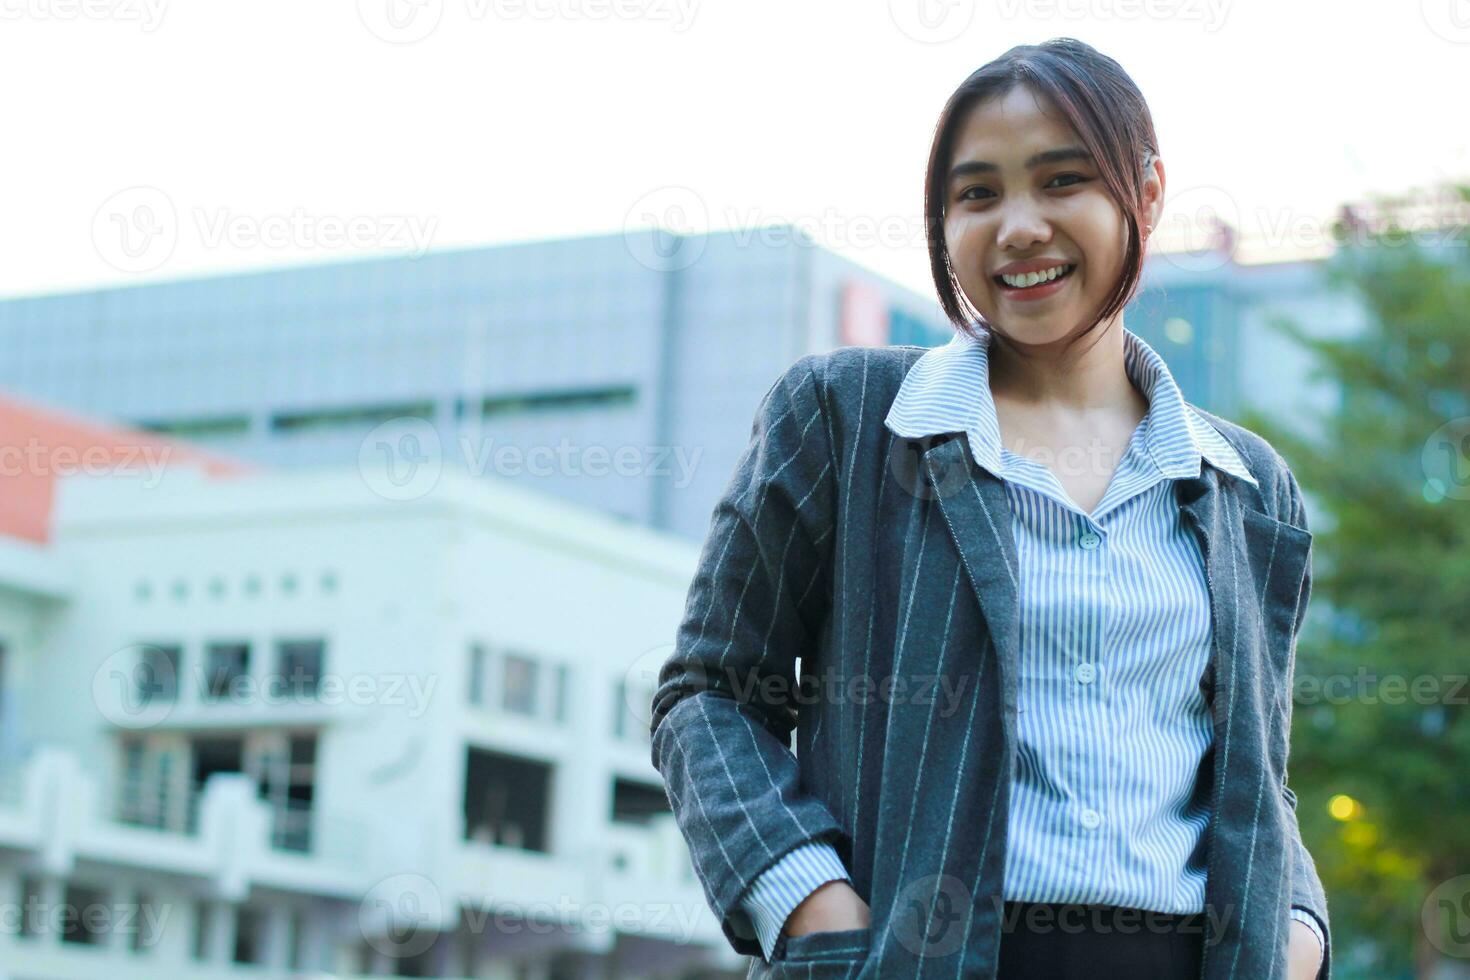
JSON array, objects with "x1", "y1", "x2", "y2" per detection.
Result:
[
  {"x1": 1078, "y1": 531, "x2": 1101, "y2": 550},
  {"x1": 1080, "y1": 808, "x2": 1103, "y2": 830},
  {"x1": 1075, "y1": 662, "x2": 1096, "y2": 684}
]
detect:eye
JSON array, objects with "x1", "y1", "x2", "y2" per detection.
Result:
[{"x1": 958, "y1": 173, "x2": 1088, "y2": 202}]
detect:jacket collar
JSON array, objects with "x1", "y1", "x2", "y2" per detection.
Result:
[{"x1": 883, "y1": 326, "x2": 1257, "y2": 489}]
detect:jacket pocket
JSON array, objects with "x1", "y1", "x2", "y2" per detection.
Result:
[{"x1": 774, "y1": 925, "x2": 873, "y2": 972}]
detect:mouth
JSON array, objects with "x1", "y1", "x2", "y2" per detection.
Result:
[{"x1": 992, "y1": 263, "x2": 1077, "y2": 298}]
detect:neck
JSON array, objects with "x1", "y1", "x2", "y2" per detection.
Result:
[{"x1": 987, "y1": 320, "x2": 1145, "y2": 417}]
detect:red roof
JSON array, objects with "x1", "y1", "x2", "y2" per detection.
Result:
[{"x1": 0, "y1": 391, "x2": 255, "y2": 544}]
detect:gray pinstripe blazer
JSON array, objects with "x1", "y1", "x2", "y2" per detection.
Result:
[{"x1": 650, "y1": 344, "x2": 1331, "y2": 979}]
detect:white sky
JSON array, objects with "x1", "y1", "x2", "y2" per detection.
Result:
[{"x1": 2, "y1": 0, "x2": 1466, "y2": 302}]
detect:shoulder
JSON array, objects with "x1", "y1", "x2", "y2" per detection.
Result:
[
  {"x1": 778, "y1": 344, "x2": 931, "y2": 416},
  {"x1": 1187, "y1": 402, "x2": 1305, "y2": 526}
]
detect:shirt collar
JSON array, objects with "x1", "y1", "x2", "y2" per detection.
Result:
[{"x1": 882, "y1": 326, "x2": 1257, "y2": 488}]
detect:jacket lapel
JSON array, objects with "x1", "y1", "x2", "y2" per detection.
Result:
[{"x1": 920, "y1": 434, "x2": 1022, "y2": 731}]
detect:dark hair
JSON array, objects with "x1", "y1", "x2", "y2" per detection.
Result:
[{"x1": 923, "y1": 37, "x2": 1160, "y2": 344}]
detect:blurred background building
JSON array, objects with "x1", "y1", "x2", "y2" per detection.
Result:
[{"x1": 0, "y1": 224, "x2": 1371, "y2": 977}]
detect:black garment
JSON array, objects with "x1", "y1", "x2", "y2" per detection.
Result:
[{"x1": 996, "y1": 901, "x2": 1208, "y2": 980}]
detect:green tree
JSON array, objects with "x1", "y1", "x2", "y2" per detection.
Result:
[{"x1": 1240, "y1": 185, "x2": 1470, "y2": 979}]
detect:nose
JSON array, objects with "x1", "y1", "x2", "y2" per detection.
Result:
[{"x1": 995, "y1": 198, "x2": 1052, "y2": 252}]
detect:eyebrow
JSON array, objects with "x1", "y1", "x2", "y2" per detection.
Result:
[{"x1": 948, "y1": 146, "x2": 1094, "y2": 183}]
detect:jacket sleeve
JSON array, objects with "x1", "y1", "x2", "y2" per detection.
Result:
[
  {"x1": 1281, "y1": 464, "x2": 1332, "y2": 980},
  {"x1": 741, "y1": 841, "x2": 852, "y2": 961},
  {"x1": 649, "y1": 354, "x2": 850, "y2": 957}
]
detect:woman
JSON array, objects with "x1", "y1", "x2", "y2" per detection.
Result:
[{"x1": 651, "y1": 38, "x2": 1329, "y2": 979}]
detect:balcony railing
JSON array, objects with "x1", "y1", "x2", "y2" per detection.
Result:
[{"x1": 112, "y1": 771, "x2": 364, "y2": 864}]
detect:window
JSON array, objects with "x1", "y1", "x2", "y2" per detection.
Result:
[
  {"x1": 191, "y1": 900, "x2": 209, "y2": 960},
  {"x1": 479, "y1": 384, "x2": 636, "y2": 418},
  {"x1": 18, "y1": 876, "x2": 41, "y2": 939},
  {"x1": 234, "y1": 905, "x2": 264, "y2": 964},
  {"x1": 612, "y1": 677, "x2": 651, "y2": 743},
  {"x1": 468, "y1": 644, "x2": 487, "y2": 706},
  {"x1": 62, "y1": 883, "x2": 109, "y2": 945},
  {"x1": 462, "y1": 748, "x2": 551, "y2": 852},
  {"x1": 275, "y1": 640, "x2": 324, "y2": 699},
  {"x1": 132, "y1": 891, "x2": 161, "y2": 952},
  {"x1": 501, "y1": 653, "x2": 538, "y2": 716},
  {"x1": 118, "y1": 737, "x2": 180, "y2": 831},
  {"x1": 204, "y1": 643, "x2": 250, "y2": 701},
  {"x1": 135, "y1": 415, "x2": 251, "y2": 438},
  {"x1": 137, "y1": 644, "x2": 180, "y2": 706},
  {"x1": 271, "y1": 400, "x2": 435, "y2": 434},
  {"x1": 254, "y1": 734, "x2": 318, "y2": 854},
  {"x1": 611, "y1": 778, "x2": 672, "y2": 826}
]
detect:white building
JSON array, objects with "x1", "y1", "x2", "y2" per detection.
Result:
[{"x1": 0, "y1": 439, "x2": 742, "y2": 979}]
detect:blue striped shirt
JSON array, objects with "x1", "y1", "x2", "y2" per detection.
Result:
[{"x1": 740, "y1": 326, "x2": 1324, "y2": 961}]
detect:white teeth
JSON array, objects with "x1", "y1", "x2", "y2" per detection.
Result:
[{"x1": 1000, "y1": 264, "x2": 1071, "y2": 288}]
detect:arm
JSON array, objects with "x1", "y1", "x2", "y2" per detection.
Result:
[
  {"x1": 1282, "y1": 465, "x2": 1332, "y2": 979},
  {"x1": 741, "y1": 841, "x2": 852, "y2": 960},
  {"x1": 649, "y1": 356, "x2": 850, "y2": 957}
]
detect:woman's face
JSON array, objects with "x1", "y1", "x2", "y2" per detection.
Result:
[{"x1": 942, "y1": 84, "x2": 1159, "y2": 346}]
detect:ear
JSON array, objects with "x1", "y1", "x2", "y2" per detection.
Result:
[{"x1": 1142, "y1": 155, "x2": 1166, "y2": 237}]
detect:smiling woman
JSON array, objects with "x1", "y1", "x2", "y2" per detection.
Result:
[{"x1": 652, "y1": 35, "x2": 1331, "y2": 980}]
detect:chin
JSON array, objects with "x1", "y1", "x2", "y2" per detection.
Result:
[{"x1": 984, "y1": 316, "x2": 1078, "y2": 347}]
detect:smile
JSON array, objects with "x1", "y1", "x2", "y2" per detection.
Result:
[{"x1": 993, "y1": 263, "x2": 1077, "y2": 290}]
